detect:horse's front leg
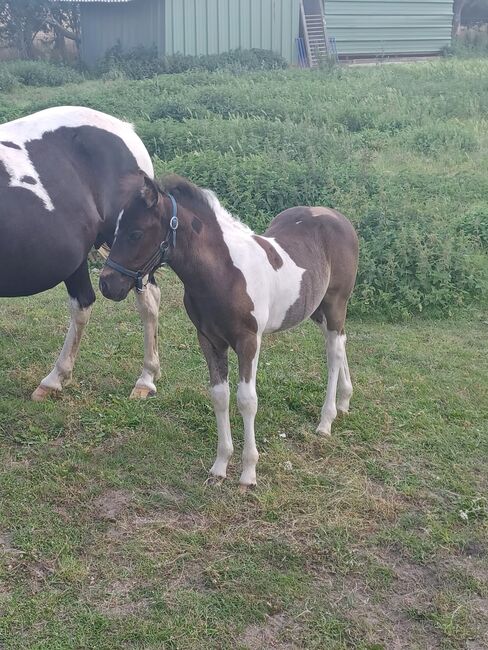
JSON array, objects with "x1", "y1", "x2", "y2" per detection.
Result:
[
  {"x1": 32, "y1": 260, "x2": 94, "y2": 401},
  {"x1": 197, "y1": 332, "x2": 233, "y2": 480},
  {"x1": 236, "y1": 334, "x2": 262, "y2": 491},
  {"x1": 130, "y1": 280, "x2": 161, "y2": 399}
]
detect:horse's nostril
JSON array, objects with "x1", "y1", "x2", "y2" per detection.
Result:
[{"x1": 99, "y1": 278, "x2": 109, "y2": 296}]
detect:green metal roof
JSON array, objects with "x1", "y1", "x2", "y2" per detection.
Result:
[{"x1": 57, "y1": 1, "x2": 134, "y2": 3}]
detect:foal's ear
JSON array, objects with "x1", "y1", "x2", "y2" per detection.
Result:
[{"x1": 140, "y1": 173, "x2": 159, "y2": 209}]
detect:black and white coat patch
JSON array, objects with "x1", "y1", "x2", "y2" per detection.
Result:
[{"x1": 0, "y1": 106, "x2": 161, "y2": 401}]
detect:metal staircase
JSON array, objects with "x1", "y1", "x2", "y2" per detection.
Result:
[{"x1": 300, "y1": 0, "x2": 329, "y2": 67}]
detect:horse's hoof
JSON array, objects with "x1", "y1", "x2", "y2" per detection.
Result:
[
  {"x1": 130, "y1": 386, "x2": 156, "y2": 399},
  {"x1": 315, "y1": 425, "x2": 332, "y2": 437},
  {"x1": 239, "y1": 483, "x2": 256, "y2": 494},
  {"x1": 31, "y1": 385, "x2": 58, "y2": 401},
  {"x1": 205, "y1": 474, "x2": 226, "y2": 487},
  {"x1": 337, "y1": 409, "x2": 349, "y2": 418}
]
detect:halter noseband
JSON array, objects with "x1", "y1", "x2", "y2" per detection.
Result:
[{"x1": 105, "y1": 193, "x2": 178, "y2": 293}]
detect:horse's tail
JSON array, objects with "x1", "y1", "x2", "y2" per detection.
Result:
[
  {"x1": 95, "y1": 243, "x2": 110, "y2": 260},
  {"x1": 88, "y1": 244, "x2": 110, "y2": 266}
]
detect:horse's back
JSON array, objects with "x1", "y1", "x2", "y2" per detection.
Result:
[
  {"x1": 0, "y1": 107, "x2": 152, "y2": 297},
  {"x1": 263, "y1": 206, "x2": 358, "y2": 320},
  {"x1": 266, "y1": 206, "x2": 357, "y2": 250}
]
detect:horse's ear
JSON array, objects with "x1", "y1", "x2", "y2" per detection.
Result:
[{"x1": 140, "y1": 173, "x2": 159, "y2": 209}]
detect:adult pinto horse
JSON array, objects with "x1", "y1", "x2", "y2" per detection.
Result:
[
  {"x1": 0, "y1": 107, "x2": 161, "y2": 400},
  {"x1": 100, "y1": 174, "x2": 358, "y2": 489}
]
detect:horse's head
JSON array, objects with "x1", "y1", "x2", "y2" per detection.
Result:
[{"x1": 100, "y1": 172, "x2": 173, "y2": 301}]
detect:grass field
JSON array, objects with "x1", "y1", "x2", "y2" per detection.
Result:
[{"x1": 1, "y1": 58, "x2": 488, "y2": 648}]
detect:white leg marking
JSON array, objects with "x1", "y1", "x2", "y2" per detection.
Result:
[
  {"x1": 317, "y1": 328, "x2": 346, "y2": 435},
  {"x1": 209, "y1": 381, "x2": 233, "y2": 478},
  {"x1": 131, "y1": 282, "x2": 161, "y2": 398},
  {"x1": 337, "y1": 341, "x2": 353, "y2": 414},
  {"x1": 34, "y1": 298, "x2": 92, "y2": 396},
  {"x1": 237, "y1": 341, "x2": 261, "y2": 487}
]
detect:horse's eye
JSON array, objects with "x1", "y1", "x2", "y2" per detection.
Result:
[{"x1": 129, "y1": 230, "x2": 143, "y2": 242}]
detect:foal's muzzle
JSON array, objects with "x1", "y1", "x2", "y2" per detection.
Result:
[{"x1": 99, "y1": 266, "x2": 133, "y2": 302}]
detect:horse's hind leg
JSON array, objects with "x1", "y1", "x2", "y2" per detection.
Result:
[
  {"x1": 32, "y1": 260, "x2": 95, "y2": 401},
  {"x1": 130, "y1": 279, "x2": 161, "y2": 399},
  {"x1": 313, "y1": 297, "x2": 352, "y2": 435}
]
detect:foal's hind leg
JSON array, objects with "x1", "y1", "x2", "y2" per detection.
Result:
[
  {"x1": 32, "y1": 261, "x2": 95, "y2": 401},
  {"x1": 313, "y1": 298, "x2": 352, "y2": 435},
  {"x1": 197, "y1": 332, "x2": 233, "y2": 480},
  {"x1": 130, "y1": 279, "x2": 161, "y2": 399}
]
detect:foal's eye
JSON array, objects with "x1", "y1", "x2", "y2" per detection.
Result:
[{"x1": 129, "y1": 230, "x2": 143, "y2": 242}]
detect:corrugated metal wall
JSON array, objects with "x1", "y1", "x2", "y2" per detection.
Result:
[
  {"x1": 80, "y1": 0, "x2": 164, "y2": 67},
  {"x1": 324, "y1": 0, "x2": 453, "y2": 57},
  {"x1": 164, "y1": 0, "x2": 300, "y2": 63}
]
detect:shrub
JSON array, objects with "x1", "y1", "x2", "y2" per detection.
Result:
[
  {"x1": 96, "y1": 44, "x2": 288, "y2": 80},
  {"x1": 0, "y1": 68, "x2": 17, "y2": 92},
  {"x1": 406, "y1": 122, "x2": 478, "y2": 156},
  {"x1": 457, "y1": 205, "x2": 488, "y2": 250},
  {"x1": 353, "y1": 210, "x2": 485, "y2": 319},
  {"x1": 448, "y1": 29, "x2": 488, "y2": 57},
  {"x1": 0, "y1": 60, "x2": 83, "y2": 87}
]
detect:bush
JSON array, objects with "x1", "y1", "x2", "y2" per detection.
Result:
[
  {"x1": 0, "y1": 60, "x2": 83, "y2": 87},
  {"x1": 457, "y1": 205, "x2": 488, "y2": 249},
  {"x1": 353, "y1": 210, "x2": 485, "y2": 319},
  {"x1": 447, "y1": 29, "x2": 488, "y2": 57},
  {"x1": 96, "y1": 44, "x2": 288, "y2": 80},
  {"x1": 0, "y1": 68, "x2": 17, "y2": 92}
]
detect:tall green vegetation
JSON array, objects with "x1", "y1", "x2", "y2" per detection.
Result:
[{"x1": 1, "y1": 59, "x2": 487, "y2": 319}]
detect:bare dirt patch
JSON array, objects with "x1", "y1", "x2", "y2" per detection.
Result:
[
  {"x1": 95, "y1": 578, "x2": 149, "y2": 619},
  {"x1": 92, "y1": 489, "x2": 133, "y2": 521},
  {"x1": 240, "y1": 613, "x2": 299, "y2": 650}
]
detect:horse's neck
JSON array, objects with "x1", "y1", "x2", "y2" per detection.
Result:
[{"x1": 169, "y1": 199, "x2": 248, "y2": 286}]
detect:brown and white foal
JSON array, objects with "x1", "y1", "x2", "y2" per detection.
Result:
[{"x1": 100, "y1": 174, "x2": 358, "y2": 488}]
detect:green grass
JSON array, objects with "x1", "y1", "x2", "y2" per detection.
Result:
[{"x1": 1, "y1": 271, "x2": 487, "y2": 649}]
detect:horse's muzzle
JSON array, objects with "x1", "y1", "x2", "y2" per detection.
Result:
[{"x1": 99, "y1": 266, "x2": 133, "y2": 302}]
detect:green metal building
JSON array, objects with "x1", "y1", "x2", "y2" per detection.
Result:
[
  {"x1": 72, "y1": 0, "x2": 300, "y2": 67},
  {"x1": 324, "y1": 1, "x2": 454, "y2": 57},
  {"x1": 68, "y1": 0, "x2": 453, "y2": 67}
]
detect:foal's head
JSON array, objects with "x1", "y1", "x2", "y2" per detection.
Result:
[{"x1": 100, "y1": 173, "x2": 171, "y2": 301}]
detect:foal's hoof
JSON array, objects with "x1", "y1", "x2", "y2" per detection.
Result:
[
  {"x1": 315, "y1": 425, "x2": 332, "y2": 437},
  {"x1": 205, "y1": 474, "x2": 226, "y2": 487},
  {"x1": 31, "y1": 385, "x2": 59, "y2": 401},
  {"x1": 239, "y1": 483, "x2": 256, "y2": 494},
  {"x1": 337, "y1": 409, "x2": 349, "y2": 418},
  {"x1": 130, "y1": 386, "x2": 156, "y2": 400}
]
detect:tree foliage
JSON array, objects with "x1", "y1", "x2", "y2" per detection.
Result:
[
  {"x1": 0, "y1": 1, "x2": 79, "y2": 60},
  {"x1": 453, "y1": 0, "x2": 488, "y2": 37}
]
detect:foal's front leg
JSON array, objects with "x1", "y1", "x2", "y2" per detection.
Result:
[
  {"x1": 130, "y1": 280, "x2": 161, "y2": 399},
  {"x1": 197, "y1": 333, "x2": 233, "y2": 480},
  {"x1": 236, "y1": 335, "x2": 262, "y2": 490}
]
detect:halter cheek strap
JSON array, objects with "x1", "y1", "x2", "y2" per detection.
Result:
[{"x1": 105, "y1": 192, "x2": 178, "y2": 293}]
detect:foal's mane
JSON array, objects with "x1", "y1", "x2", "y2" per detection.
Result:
[
  {"x1": 162, "y1": 174, "x2": 252, "y2": 234},
  {"x1": 121, "y1": 172, "x2": 251, "y2": 234}
]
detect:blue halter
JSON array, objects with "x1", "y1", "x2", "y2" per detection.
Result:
[{"x1": 105, "y1": 193, "x2": 178, "y2": 293}]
